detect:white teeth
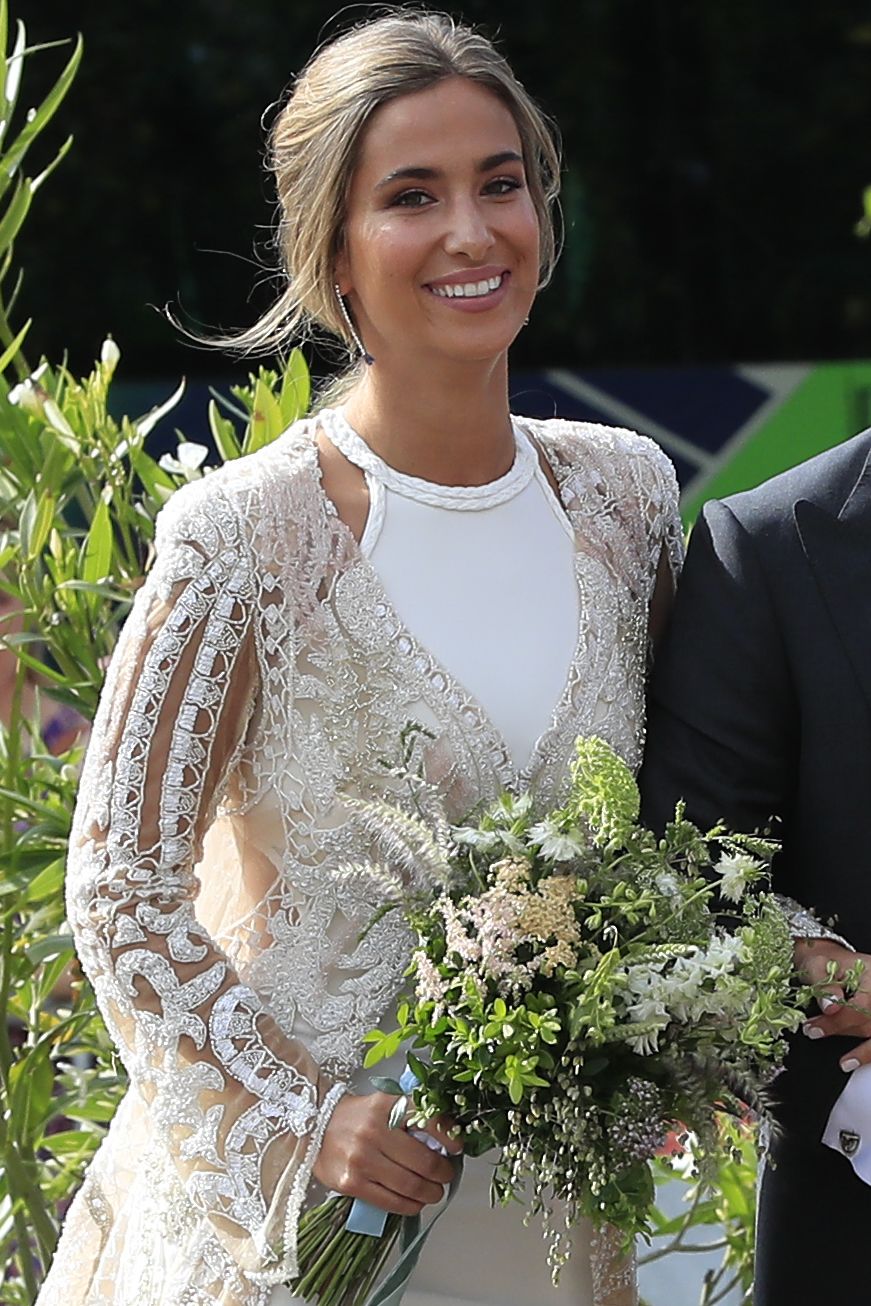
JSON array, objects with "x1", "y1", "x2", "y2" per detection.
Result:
[{"x1": 431, "y1": 273, "x2": 505, "y2": 299}]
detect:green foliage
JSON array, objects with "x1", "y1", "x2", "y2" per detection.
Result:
[
  {"x1": 0, "y1": 337, "x2": 311, "y2": 1297},
  {"x1": 0, "y1": 335, "x2": 312, "y2": 1297},
  {"x1": 641, "y1": 1120, "x2": 758, "y2": 1306}
]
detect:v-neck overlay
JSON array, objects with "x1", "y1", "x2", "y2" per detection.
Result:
[{"x1": 319, "y1": 407, "x2": 579, "y2": 773}]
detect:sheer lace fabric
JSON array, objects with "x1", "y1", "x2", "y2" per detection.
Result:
[{"x1": 39, "y1": 415, "x2": 681, "y2": 1306}]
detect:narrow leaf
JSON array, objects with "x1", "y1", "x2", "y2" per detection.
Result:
[
  {"x1": 243, "y1": 377, "x2": 285, "y2": 454},
  {"x1": 135, "y1": 377, "x2": 185, "y2": 440},
  {"x1": 0, "y1": 175, "x2": 32, "y2": 259},
  {"x1": 0, "y1": 313, "x2": 28, "y2": 374},
  {"x1": 1, "y1": 33, "x2": 83, "y2": 184},
  {"x1": 81, "y1": 497, "x2": 112, "y2": 585},
  {"x1": 208, "y1": 399, "x2": 241, "y2": 462},
  {"x1": 279, "y1": 348, "x2": 310, "y2": 421}
]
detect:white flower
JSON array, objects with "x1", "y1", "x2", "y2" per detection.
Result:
[
  {"x1": 414, "y1": 951, "x2": 448, "y2": 1006},
  {"x1": 528, "y1": 817, "x2": 586, "y2": 862},
  {"x1": 716, "y1": 851, "x2": 763, "y2": 903},
  {"x1": 8, "y1": 363, "x2": 50, "y2": 416},
  {"x1": 452, "y1": 826, "x2": 502, "y2": 853},
  {"x1": 626, "y1": 1026, "x2": 664, "y2": 1055},
  {"x1": 627, "y1": 995, "x2": 669, "y2": 1025},
  {"x1": 159, "y1": 442, "x2": 210, "y2": 481},
  {"x1": 101, "y1": 337, "x2": 121, "y2": 371}
]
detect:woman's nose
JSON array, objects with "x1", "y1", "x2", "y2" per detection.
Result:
[{"x1": 442, "y1": 198, "x2": 495, "y2": 261}]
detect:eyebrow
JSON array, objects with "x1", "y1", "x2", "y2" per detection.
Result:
[{"x1": 376, "y1": 150, "x2": 524, "y2": 189}]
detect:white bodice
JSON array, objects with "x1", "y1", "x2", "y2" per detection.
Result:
[{"x1": 320, "y1": 408, "x2": 579, "y2": 773}]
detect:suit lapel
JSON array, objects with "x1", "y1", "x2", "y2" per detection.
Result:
[{"x1": 795, "y1": 449, "x2": 871, "y2": 711}]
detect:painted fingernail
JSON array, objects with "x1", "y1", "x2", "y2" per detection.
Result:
[
  {"x1": 842, "y1": 1058, "x2": 861, "y2": 1073},
  {"x1": 820, "y1": 996, "x2": 839, "y2": 1011},
  {"x1": 803, "y1": 1023, "x2": 826, "y2": 1040}
]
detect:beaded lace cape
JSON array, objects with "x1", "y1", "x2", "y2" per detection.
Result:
[{"x1": 38, "y1": 413, "x2": 682, "y2": 1306}]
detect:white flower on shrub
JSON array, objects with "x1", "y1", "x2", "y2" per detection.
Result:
[
  {"x1": 100, "y1": 337, "x2": 121, "y2": 371},
  {"x1": 159, "y1": 441, "x2": 211, "y2": 481}
]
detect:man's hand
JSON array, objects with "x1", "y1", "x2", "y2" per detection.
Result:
[{"x1": 797, "y1": 938, "x2": 871, "y2": 1073}]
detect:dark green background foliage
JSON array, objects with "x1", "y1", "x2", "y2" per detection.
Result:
[{"x1": 19, "y1": 1, "x2": 871, "y2": 377}]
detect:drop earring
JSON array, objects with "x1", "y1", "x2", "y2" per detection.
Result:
[{"x1": 334, "y1": 284, "x2": 374, "y2": 365}]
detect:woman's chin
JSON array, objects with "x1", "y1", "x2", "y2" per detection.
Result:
[{"x1": 425, "y1": 322, "x2": 524, "y2": 366}]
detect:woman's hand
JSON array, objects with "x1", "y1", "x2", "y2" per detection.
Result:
[
  {"x1": 313, "y1": 1091, "x2": 462, "y2": 1215},
  {"x1": 797, "y1": 938, "x2": 871, "y2": 1072}
]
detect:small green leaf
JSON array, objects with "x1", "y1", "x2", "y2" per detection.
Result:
[
  {"x1": 279, "y1": 348, "x2": 310, "y2": 421},
  {"x1": 24, "y1": 856, "x2": 65, "y2": 903},
  {"x1": 209, "y1": 399, "x2": 241, "y2": 462},
  {"x1": 25, "y1": 932, "x2": 74, "y2": 966},
  {"x1": 244, "y1": 377, "x2": 285, "y2": 453},
  {"x1": 370, "y1": 1076, "x2": 404, "y2": 1096},
  {"x1": 19, "y1": 486, "x2": 55, "y2": 560},
  {"x1": 405, "y1": 1051, "x2": 427, "y2": 1083},
  {"x1": 362, "y1": 1027, "x2": 404, "y2": 1067},
  {"x1": 42, "y1": 1129, "x2": 99, "y2": 1158},
  {"x1": 0, "y1": 175, "x2": 32, "y2": 255},
  {"x1": 0, "y1": 315, "x2": 29, "y2": 374},
  {"x1": 81, "y1": 496, "x2": 112, "y2": 585}
]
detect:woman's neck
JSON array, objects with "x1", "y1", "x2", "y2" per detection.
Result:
[{"x1": 341, "y1": 352, "x2": 515, "y2": 486}]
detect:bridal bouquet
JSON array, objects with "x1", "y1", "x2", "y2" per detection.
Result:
[{"x1": 288, "y1": 736, "x2": 808, "y2": 1306}]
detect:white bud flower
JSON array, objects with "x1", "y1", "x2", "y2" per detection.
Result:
[
  {"x1": 101, "y1": 337, "x2": 121, "y2": 370},
  {"x1": 8, "y1": 377, "x2": 44, "y2": 415}
]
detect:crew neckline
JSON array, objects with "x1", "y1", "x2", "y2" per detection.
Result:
[{"x1": 318, "y1": 406, "x2": 537, "y2": 511}]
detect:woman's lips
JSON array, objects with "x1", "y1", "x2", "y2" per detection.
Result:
[{"x1": 425, "y1": 270, "x2": 511, "y2": 312}]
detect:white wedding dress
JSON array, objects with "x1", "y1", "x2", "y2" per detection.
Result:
[{"x1": 38, "y1": 408, "x2": 681, "y2": 1306}]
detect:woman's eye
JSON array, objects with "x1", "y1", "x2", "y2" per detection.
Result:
[
  {"x1": 486, "y1": 176, "x2": 524, "y2": 196},
  {"x1": 391, "y1": 189, "x2": 433, "y2": 208}
]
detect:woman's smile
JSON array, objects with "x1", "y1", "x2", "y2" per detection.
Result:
[{"x1": 425, "y1": 266, "x2": 511, "y2": 310}]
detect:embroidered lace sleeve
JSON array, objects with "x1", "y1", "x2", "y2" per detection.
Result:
[
  {"x1": 630, "y1": 434, "x2": 684, "y2": 592},
  {"x1": 773, "y1": 894, "x2": 853, "y2": 949},
  {"x1": 65, "y1": 479, "x2": 346, "y2": 1286}
]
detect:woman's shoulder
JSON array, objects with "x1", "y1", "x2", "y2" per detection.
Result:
[
  {"x1": 155, "y1": 415, "x2": 321, "y2": 547},
  {"x1": 516, "y1": 414, "x2": 678, "y2": 501}
]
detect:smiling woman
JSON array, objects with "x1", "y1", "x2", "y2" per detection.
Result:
[{"x1": 38, "y1": 12, "x2": 681, "y2": 1306}]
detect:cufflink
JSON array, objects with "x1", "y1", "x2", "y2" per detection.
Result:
[{"x1": 840, "y1": 1129, "x2": 861, "y2": 1157}]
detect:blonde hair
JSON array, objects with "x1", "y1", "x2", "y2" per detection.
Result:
[{"x1": 223, "y1": 9, "x2": 561, "y2": 361}]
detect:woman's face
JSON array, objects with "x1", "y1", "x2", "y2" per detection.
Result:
[{"x1": 336, "y1": 76, "x2": 540, "y2": 368}]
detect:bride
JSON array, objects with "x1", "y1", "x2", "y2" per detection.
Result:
[{"x1": 38, "y1": 12, "x2": 681, "y2": 1306}]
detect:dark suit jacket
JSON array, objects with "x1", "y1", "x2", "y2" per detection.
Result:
[{"x1": 640, "y1": 428, "x2": 871, "y2": 1143}]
